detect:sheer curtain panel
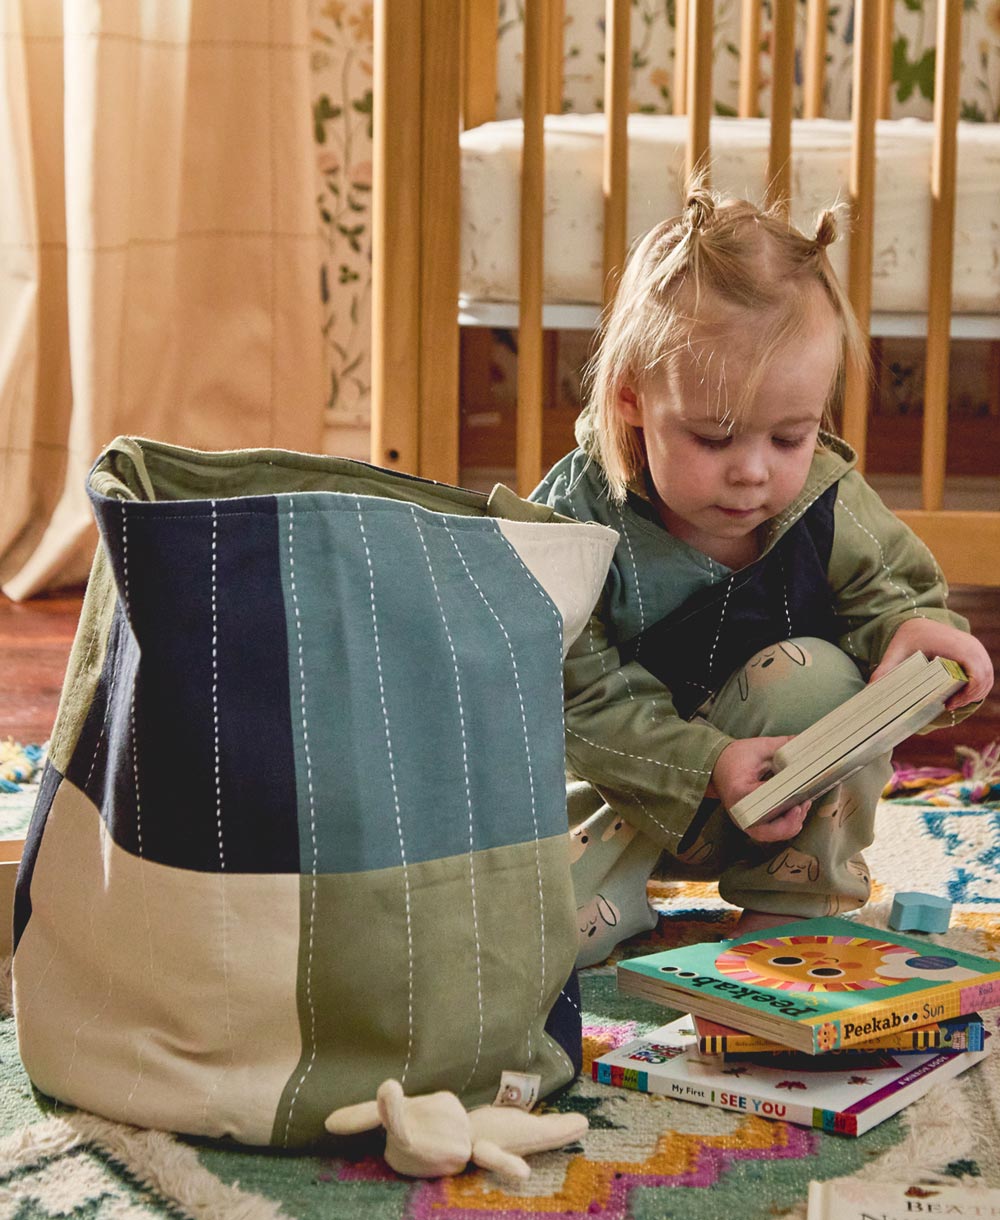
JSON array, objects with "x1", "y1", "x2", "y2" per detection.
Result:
[{"x1": 0, "y1": 0, "x2": 324, "y2": 597}]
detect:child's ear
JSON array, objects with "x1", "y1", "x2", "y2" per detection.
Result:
[{"x1": 617, "y1": 384, "x2": 643, "y2": 427}]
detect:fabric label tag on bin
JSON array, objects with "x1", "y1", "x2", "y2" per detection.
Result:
[{"x1": 493, "y1": 1071, "x2": 542, "y2": 1110}]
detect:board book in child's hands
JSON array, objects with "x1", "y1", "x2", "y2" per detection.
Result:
[
  {"x1": 729, "y1": 651, "x2": 966, "y2": 830},
  {"x1": 592, "y1": 1016, "x2": 989, "y2": 1137},
  {"x1": 616, "y1": 916, "x2": 1000, "y2": 1054},
  {"x1": 692, "y1": 1011, "x2": 986, "y2": 1055}
]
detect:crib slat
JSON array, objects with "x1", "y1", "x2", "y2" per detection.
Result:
[
  {"x1": 766, "y1": 0, "x2": 795, "y2": 215},
  {"x1": 875, "y1": 0, "x2": 894, "y2": 120},
  {"x1": 420, "y1": 0, "x2": 463, "y2": 482},
  {"x1": 686, "y1": 0, "x2": 713, "y2": 186},
  {"x1": 517, "y1": 0, "x2": 547, "y2": 495},
  {"x1": 738, "y1": 0, "x2": 761, "y2": 118},
  {"x1": 841, "y1": 0, "x2": 879, "y2": 468},
  {"x1": 803, "y1": 0, "x2": 827, "y2": 119},
  {"x1": 603, "y1": 0, "x2": 631, "y2": 304},
  {"x1": 462, "y1": 0, "x2": 499, "y2": 128},
  {"x1": 922, "y1": 0, "x2": 963, "y2": 512},
  {"x1": 372, "y1": 0, "x2": 422, "y2": 473},
  {"x1": 547, "y1": 0, "x2": 565, "y2": 114},
  {"x1": 674, "y1": 0, "x2": 689, "y2": 116}
]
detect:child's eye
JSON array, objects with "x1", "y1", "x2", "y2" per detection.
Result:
[
  {"x1": 773, "y1": 435, "x2": 808, "y2": 450},
  {"x1": 692, "y1": 433, "x2": 731, "y2": 450}
]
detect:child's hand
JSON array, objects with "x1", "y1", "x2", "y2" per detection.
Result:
[
  {"x1": 711, "y1": 737, "x2": 812, "y2": 843},
  {"x1": 869, "y1": 618, "x2": 995, "y2": 710}
]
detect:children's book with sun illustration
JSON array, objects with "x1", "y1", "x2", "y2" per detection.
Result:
[
  {"x1": 729, "y1": 651, "x2": 967, "y2": 830},
  {"x1": 616, "y1": 917, "x2": 1000, "y2": 1054},
  {"x1": 592, "y1": 1015, "x2": 989, "y2": 1137}
]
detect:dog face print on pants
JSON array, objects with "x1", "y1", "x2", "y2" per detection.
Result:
[
  {"x1": 766, "y1": 847, "x2": 820, "y2": 884},
  {"x1": 737, "y1": 641, "x2": 813, "y2": 702}
]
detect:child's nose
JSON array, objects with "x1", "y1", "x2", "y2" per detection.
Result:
[{"x1": 727, "y1": 446, "x2": 768, "y2": 484}]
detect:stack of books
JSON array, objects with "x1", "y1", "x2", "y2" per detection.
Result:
[{"x1": 594, "y1": 916, "x2": 1000, "y2": 1136}]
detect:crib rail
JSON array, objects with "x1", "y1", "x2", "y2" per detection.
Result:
[{"x1": 372, "y1": 0, "x2": 1000, "y2": 586}]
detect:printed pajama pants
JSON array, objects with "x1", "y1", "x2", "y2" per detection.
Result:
[{"x1": 567, "y1": 637, "x2": 892, "y2": 967}]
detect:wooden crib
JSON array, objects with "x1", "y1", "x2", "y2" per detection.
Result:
[{"x1": 371, "y1": 0, "x2": 1000, "y2": 587}]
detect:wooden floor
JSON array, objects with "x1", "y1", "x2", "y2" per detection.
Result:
[{"x1": 1, "y1": 586, "x2": 998, "y2": 769}]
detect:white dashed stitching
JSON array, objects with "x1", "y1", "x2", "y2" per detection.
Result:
[
  {"x1": 837, "y1": 495, "x2": 925, "y2": 655},
  {"x1": 120, "y1": 502, "x2": 153, "y2": 1123},
  {"x1": 617, "y1": 509, "x2": 645, "y2": 635},
  {"x1": 281, "y1": 503, "x2": 321, "y2": 1145},
  {"x1": 567, "y1": 727, "x2": 711, "y2": 777},
  {"x1": 202, "y1": 502, "x2": 235, "y2": 1131},
  {"x1": 706, "y1": 575, "x2": 734, "y2": 683},
  {"x1": 446, "y1": 523, "x2": 546, "y2": 1068},
  {"x1": 357, "y1": 501, "x2": 415, "y2": 1087},
  {"x1": 620, "y1": 787, "x2": 684, "y2": 842},
  {"x1": 837, "y1": 496, "x2": 924, "y2": 619},
  {"x1": 411, "y1": 510, "x2": 484, "y2": 1091},
  {"x1": 778, "y1": 550, "x2": 792, "y2": 637}
]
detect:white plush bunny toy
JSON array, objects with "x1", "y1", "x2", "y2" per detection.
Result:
[{"x1": 325, "y1": 1079, "x2": 588, "y2": 1180}]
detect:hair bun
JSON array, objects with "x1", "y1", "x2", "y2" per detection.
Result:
[
  {"x1": 685, "y1": 189, "x2": 716, "y2": 232},
  {"x1": 814, "y1": 209, "x2": 838, "y2": 249}
]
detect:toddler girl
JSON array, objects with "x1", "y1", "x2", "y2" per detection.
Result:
[{"x1": 531, "y1": 190, "x2": 994, "y2": 966}]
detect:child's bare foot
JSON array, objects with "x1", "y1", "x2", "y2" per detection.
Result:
[{"x1": 734, "y1": 909, "x2": 795, "y2": 935}]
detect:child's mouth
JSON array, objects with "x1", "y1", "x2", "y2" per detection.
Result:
[{"x1": 716, "y1": 506, "x2": 760, "y2": 518}]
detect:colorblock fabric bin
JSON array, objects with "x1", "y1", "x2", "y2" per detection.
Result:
[{"x1": 12, "y1": 437, "x2": 618, "y2": 1147}]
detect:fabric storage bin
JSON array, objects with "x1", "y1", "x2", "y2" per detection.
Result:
[{"x1": 12, "y1": 437, "x2": 618, "y2": 1147}]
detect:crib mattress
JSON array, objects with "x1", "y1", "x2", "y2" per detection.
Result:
[{"x1": 460, "y1": 114, "x2": 1000, "y2": 315}]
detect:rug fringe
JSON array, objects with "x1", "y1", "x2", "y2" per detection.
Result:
[
  {"x1": 955, "y1": 741, "x2": 1000, "y2": 788},
  {"x1": 0, "y1": 1111, "x2": 292, "y2": 1220},
  {"x1": 885, "y1": 740, "x2": 1000, "y2": 803},
  {"x1": 774, "y1": 1076, "x2": 991, "y2": 1220},
  {"x1": 0, "y1": 740, "x2": 45, "y2": 793},
  {"x1": 0, "y1": 955, "x2": 10, "y2": 1019}
]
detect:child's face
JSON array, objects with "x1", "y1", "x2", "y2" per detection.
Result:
[{"x1": 618, "y1": 305, "x2": 839, "y2": 564}]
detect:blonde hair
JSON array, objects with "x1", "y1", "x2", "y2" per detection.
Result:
[{"x1": 586, "y1": 187, "x2": 868, "y2": 502}]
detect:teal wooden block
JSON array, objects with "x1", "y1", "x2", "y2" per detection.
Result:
[{"x1": 888, "y1": 891, "x2": 953, "y2": 934}]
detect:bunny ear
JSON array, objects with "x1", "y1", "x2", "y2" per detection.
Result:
[
  {"x1": 470, "y1": 1138, "x2": 531, "y2": 1181},
  {"x1": 324, "y1": 1098, "x2": 383, "y2": 1136},
  {"x1": 375, "y1": 1079, "x2": 411, "y2": 1145}
]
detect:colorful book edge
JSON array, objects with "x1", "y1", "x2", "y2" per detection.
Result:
[
  {"x1": 693, "y1": 1012, "x2": 986, "y2": 1055},
  {"x1": 593, "y1": 1017, "x2": 990, "y2": 1138}
]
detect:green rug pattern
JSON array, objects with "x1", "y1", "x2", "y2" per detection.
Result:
[{"x1": 2, "y1": 791, "x2": 1000, "y2": 1219}]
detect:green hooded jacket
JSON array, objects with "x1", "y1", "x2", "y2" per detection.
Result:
[{"x1": 531, "y1": 426, "x2": 973, "y2": 851}]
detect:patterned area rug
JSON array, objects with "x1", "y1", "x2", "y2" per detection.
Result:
[{"x1": 2, "y1": 788, "x2": 1000, "y2": 1219}]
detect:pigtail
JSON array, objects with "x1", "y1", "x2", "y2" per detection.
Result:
[
  {"x1": 684, "y1": 188, "x2": 716, "y2": 233},
  {"x1": 679, "y1": 186, "x2": 720, "y2": 314},
  {"x1": 807, "y1": 204, "x2": 870, "y2": 392},
  {"x1": 813, "y1": 208, "x2": 838, "y2": 253}
]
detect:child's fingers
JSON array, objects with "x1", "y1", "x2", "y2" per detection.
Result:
[
  {"x1": 944, "y1": 658, "x2": 994, "y2": 709},
  {"x1": 869, "y1": 642, "x2": 907, "y2": 687},
  {"x1": 747, "y1": 801, "x2": 810, "y2": 843},
  {"x1": 946, "y1": 677, "x2": 989, "y2": 710}
]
